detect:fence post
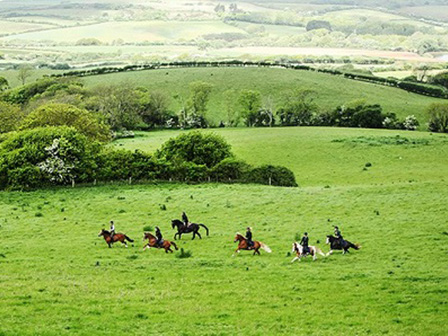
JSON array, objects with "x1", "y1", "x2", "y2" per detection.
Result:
[{"x1": 269, "y1": 177, "x2": 272, "y2": 186}]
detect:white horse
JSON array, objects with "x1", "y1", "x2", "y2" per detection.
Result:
[{"x1": 291, "y1": 242, "x2": 325, "y2": 262}]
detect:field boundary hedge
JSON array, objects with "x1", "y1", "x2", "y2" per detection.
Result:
[{"x1": 47, "y1": 60, "x2": 448, "y2": 99}]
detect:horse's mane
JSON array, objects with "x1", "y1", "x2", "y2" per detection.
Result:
[
  {"x1": 102, "y1": 229, "x2": 110, "y2": 234},
  {"x1": 145, "y1": 232, "x2": 156, "y2": 238},
  {"x1": 235, "y1": 232, "x2": 245, "y2": 239}
]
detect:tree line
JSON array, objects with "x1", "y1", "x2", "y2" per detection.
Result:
[{"x1": 1, "y1": 75, "x2": 448, "y2": 135}]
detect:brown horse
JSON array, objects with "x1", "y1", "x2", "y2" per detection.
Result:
[
  {"x1": 143, "y1": 232, "x2": 179, "y2": 253},
  {"x1": 233, "y1": 233, "x2": 272, "y2": 256},
  {"x1": 98, "y1": 229, "x2": 134, "y2": 248}
]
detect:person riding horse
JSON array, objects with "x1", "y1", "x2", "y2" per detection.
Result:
[
  {"x1": 246, "y1": 227, "x2": 254, "y2": 249},
  {"x1": 334, "y1": 226, "x2": 344, "y2": 247},
  {"x1": 182, "y1": 212, "x2": 190, "y2": 228},
  {"x1": 300, "y1": 232, "x2": 309, "y2": 255},
  {"x1": 155, "y1": 226, "x2": 163, "y2": 247},
  {"x1": 109, "y1": 220, "x2": 115, "y2": 239}
]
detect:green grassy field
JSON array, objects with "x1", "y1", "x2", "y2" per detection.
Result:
[
  {"x1": 83, "y1": 67, "x2": 446, "y2": 126},
  {"x1": 1, "y1": 127, "x2": 447, "y2": 335}
]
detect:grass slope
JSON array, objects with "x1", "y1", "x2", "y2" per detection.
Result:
[
  {"x1": 83, "y1": 67, "x2": 446, "y2": 125},
  {"x1": 1, "y1": 127, "x2": 448, "y2": 335},
  {"x1": 115, "y1": 127, "x2": 448, "y2": 187}
]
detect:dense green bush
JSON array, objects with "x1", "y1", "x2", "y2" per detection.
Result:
[
  {"x1": 0, "y1": 127, "x2": 100, "y2": 189},
  {"x1": 156, "y1": 131, "x2": 232, "y2": 168},
  {"x1": 246, "y1": 165, "x2": 298, "y2": 187},
  {"x1": 211, "y1": 158, "x2": 251, "y2": 182},
  {"x1": 427, "y1": 103, "x2": 448, "y2": 133},
  {"x1": 0, "y1": 78, "x2": 58, "y2": 105},
  {"x1": 0, "y1": 101, "x2": 24, "y2": 133},
  {"x1": 20, "y1": 103, "x2": 110, "y2": 141}
]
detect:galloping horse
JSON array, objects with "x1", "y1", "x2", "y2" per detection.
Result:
[
  {"x1": 233, "y1": 233, "x2": 271, "y2": 256},
  {"x1": 326, "y1": 235, "x2": 361, "y2": 255},
  {"x1": 171, "y1": 219, "x2": 209, "y2": 240},
  {"x1": 291, "y1": 242, "x2": 325, "y2": 262},
  {"x1": 98, "y1": 229, "x2": 134, "y2": 248},
  {"x1": 143, "y1": 232, "x2": 178, "y2": 253}
]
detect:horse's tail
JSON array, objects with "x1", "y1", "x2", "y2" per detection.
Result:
[
  {"x1": 348, "y1": 241, "x2": 360, "y2": 250},
  {"x1": 199, "y1": 224, "x2": 209, "y2": 236},
  {"x1": 260, "y1": 243, "x2": 272, "y2": 253},
  {"x1": 315, "y1": 247, "x2": 326, "y2": 256},
  {"x1": 124, "y1": 235, "x2": 134, "y2": 243},
  {"x1": 171, "y1": 241, "x2": 179, "y2": 250}
]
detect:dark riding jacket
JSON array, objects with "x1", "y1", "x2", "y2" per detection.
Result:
[
  {"x1": 300, "y1": 236, "x2": 309, "y2": 253},
  {"x1": 246, "y1": 230, "x2": 253, "y2": 246},
  {"x1": 182, "y1": 213, "x2": 189, "y2": 225},
  {"x1": 155, "y1": 228, "x2": 163, "y2": 245},
  {"x1": 335, "y1": 229, "x2": 343, "y2": 239},
  {"x1": 300, "y1": 236, "x2": 309, "y2": 248}
]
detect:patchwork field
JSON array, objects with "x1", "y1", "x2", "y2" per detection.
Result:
[
  {"x1": 1, "y1": 127, "x2": 447, "y2": 335},
  {"x1": 82, "y1": 67, "x2": 446, "y2": 125},
  {"x1": 1, "y1": 21, "x2": 247, "y2": 43},
  {"x1": 0, "y1": 19, "x2": 53, "y2": 36}
]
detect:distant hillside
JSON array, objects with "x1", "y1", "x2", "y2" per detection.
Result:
[{"x1": 81, "y1": 66, "x2": 445, "y2": 125}]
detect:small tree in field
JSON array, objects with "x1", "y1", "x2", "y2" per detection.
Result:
[
  {"x1": 188, "y1": 81, "x2": 213, "y2": 117},
  {"x1": 17, "y1": 64, "x2": 34, "y2": 85},
  {"x1": 427, "y1": 103, "x2": 448, "y2": 133},
  {"x1": 238, "y1": 90, "x2": 262, "y2": 127}
]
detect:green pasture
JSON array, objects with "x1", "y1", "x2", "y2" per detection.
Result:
[
  {"x1": 0, "y1": 19, "x2": 53, "y2": 35},
  {"x1": 83, "y1": 67, "x2": 446, "y2": 125},
  {"x1": 1, "y1": 21, "x2": 246, "y2": 44},
  {"x1": 1, "y1": 127, "x2": 447, "y2": 335}
]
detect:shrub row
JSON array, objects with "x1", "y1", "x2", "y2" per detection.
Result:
[
  {"x1": 0, "y1": 127, "x2": 297, "y2": 190},
  {"x1": 48, "y1": 61, "x2": 448, "y2": 99}
]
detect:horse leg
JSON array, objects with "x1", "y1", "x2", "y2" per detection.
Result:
[
  {"x1": 192, "y1": 231, "x2": 196, "y2": 240},
  {"x1": 232, "y1": 248, "x2": 240, "y2": 257},
  {"x1": 291, "y1": 256, "x2": 299, "y2": 263},
  {"x1": 196, "y1": 231, "x2": 202, "y2": 239}
]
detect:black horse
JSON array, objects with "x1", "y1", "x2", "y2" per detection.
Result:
[
  {"x1": 326, "y1": 235, "x2": 361, "y2": 255},
  {"x1": 171, "y1": 219, "x2": 209, "y2": 240}
]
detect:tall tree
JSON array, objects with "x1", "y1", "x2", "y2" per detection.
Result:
[
  {"x1": 17, "y1": 64, "x2": 34, "y2": 85},
  {"x1": 238, "y1": 90, "x2": 262, "y2": 127}
]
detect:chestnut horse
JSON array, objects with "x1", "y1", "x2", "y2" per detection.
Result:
[
  {"x1": 143, "y1": 232, "x2": 178, "y2": 253},
  {"x1": 98, "y1": 229, "x2": 134, "y2": 248},
  {"x1": 233, "y1": 233, "x2": 272, "y2": 256},
  {"x1": 291, "y1": 242, "x2": 325, "y2": 262}
]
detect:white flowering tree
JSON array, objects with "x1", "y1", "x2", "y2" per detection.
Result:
[{"x1": 37, "y1": 138, "x2": 76, "y2": 184}]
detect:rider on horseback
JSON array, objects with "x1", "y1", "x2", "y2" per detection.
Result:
[
  {"x1": 246, "y1": 227, "x2": 254, "y2": 249},
  {"x1": 110, "y1": 220, "x2": 115, "y2": 239},
  {"x1": 182, "y1": 212, "x2": 190, "y2": 228},
  {"x1": 334, "y1": 226, "x2": 344, "y2": 247},
  {"x1": 300, "y1": 232, "x2": 309, "y2": 255},
  {"x1": 155, "y1": 226, "x2": 163, "y2": 247}
]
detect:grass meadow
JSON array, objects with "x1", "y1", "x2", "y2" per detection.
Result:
[
  {"x1": 83, "y1": 67, "x2": 447, "y2": 126},
  {"x1": 1, "y1": 127, "x2": 447, "y2": 335}
]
